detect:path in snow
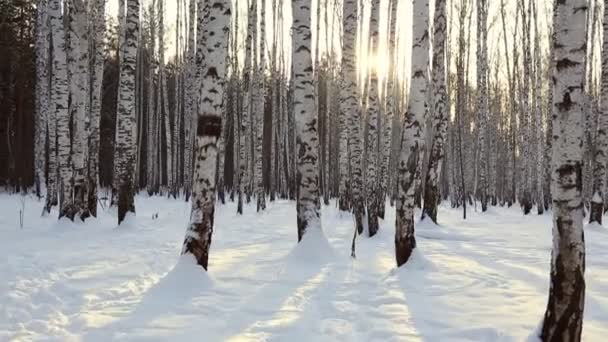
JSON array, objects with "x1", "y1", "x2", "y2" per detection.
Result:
[{"x1": 0, "y1": 194, "x2": 607, "y2": 341}]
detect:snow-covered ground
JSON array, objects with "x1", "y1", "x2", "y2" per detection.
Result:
[{"x1": 0, "y1": 194, "x2": 607, "y2": 341}]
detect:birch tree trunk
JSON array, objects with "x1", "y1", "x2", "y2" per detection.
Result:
[
  {"x1": 35, "y1": 0, "x2": 50, "y2": 199},
  {"x1": 68, "y1": 0, "x2": 90, "y2": 220},
  {"x1": 421, "y1": 0, "x2": 447, "y2": 224},
  {"x1": 49, "y1": 0, "x2": 73, "y2": 220},
  {"x1": 533, "y1": 0, "x2": 545, "y2": 215},
  {"x1": 255, "y1": 0, "x2": 267, "y2": 212},
  {"x1": 590, "y1": 0, "x2": 608, "y2": 224},
  {"x1": 342, "y1": 0, "x2": 364, "y2": 233},
  {"x1": 115, "y1": 0, "x2": 139, "y2": 224},
  {"x1": 159, "y1": 0, "x2": 173, "y2": 195},
  {"x1": 238, "y1": 0, "x2": 255, "y2": 215},
  {"x1": 147, "y1": 0, "x2": 158, "y2": 195},
  {"x1": 379, "y1": 0, "x2": 398, "y2": 219},
  {"x1": 475, "y1": 0, "x2": 488, "y2": 212},
  {"x1": 293, "y1": 0, "x2": 322, "y2": 240},
  {"x1": 520, "y1": 0, "x2": 533, "y2": 215},
  {"x1": 395, "y1": 0, "x2": 429, "y2": 266},
  {"x1": 540, "y1": 0, "x2": 586, "y2": 339},
  {"x1": 365, "y1": 0, "x2": 381, "y2": 237},
  {"x1": 181, "y1": 0, "x2": 231, "y2": 270},
  {"x1": 88, "y1": 0, "x2": 106, "y2": 217}
]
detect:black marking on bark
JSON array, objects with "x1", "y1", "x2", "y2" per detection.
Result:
[
  {"x1": 557, "y1": 92, "x2": 573, "y2": 112},
  {"x1": 556, "y1": 58, "x2": 579, "y2": 71},
  {"x1": 197, "y1": 115, "x2": 222, "y2": 137}
]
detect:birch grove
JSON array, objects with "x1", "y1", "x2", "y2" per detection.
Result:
[{"x1": 6, "y1": 0, "x2": 608, "y2": 337}]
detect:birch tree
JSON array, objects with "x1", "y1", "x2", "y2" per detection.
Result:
[
  {"x1": 114, "y1": 0, "x2": 140, "y2": 224},
  {"x1": 341, "y1": 0, "x2": 364, "y2": 233},
  {"x1": 238, "y1": 0, "x2": 255, "y2": 215},
  {"x1": 293, "y1": 0, "x2": 322, "y2": 240},
  {"x1": 475, "y1": 0, "x2": 488, "y2": 212},
  {"x1": 395, "y1": 0, "x2": 429, "y2": 266},
  {"x1": 540, "y1": 0, "x2": 587, "y2": 339},
  {"x1": 421, "y1": 0, "x2": 447, "y2": 224},
  {"x1": 365, "y1": 0, "x2": 381, "y2": 237},
  {"x1": 159, "y1": 0, "x2": 173, "y2": 195},
  {"x1": 379, "y1": 0, "x2": 398, "y2": 219},
  {"x1": 49, "y1": 0, "x2": 73, "y2": 219},
  {"x1": 35, "y1": 0, "x2": 49, "y2": 199},
  {"x1": 590, "y1": 0, "x2": 608, "y2": 224},
  {"x1": 68, "y1": 0, "x2": 90, "y2": 219},
  {"x1": 88, "y1": 0, "x2": 106, "y2": 217},
  {"x1": 184, "y1": 0, "x2": 196, "y2": 200},
  {"x1": 181, "y1": 0, "x2": 231, "y2": 270},
  {"x1": 255, "y1": 0, "x2": 267, "y2": 212}
]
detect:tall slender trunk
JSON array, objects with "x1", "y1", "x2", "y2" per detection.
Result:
[
  {"x1": 475, "y1": 0, "x2": 488, "y2": 212},
  {"x1": 540, "y1": 0, "x2": 586, "y2": 339},
  {"x1": 532, "y1": 0, "x2": 544, "y2": 215},
  {"x1": 519, "y1": 0, "x2": 533, "y2": 215},
  {"x1": 590, "y1": 0, "x2": 608, "y2": 224},
  {"x1": 49, "y1": 0, "x2": 72, "y2": 219},
  {"x1": 342, "y1": 0, "x2": 364, "y2": 233},
  {"x1": 379, "y1": 0, "x2": 398, "y2": 219},
  {"x1": 395, "y1": 0, "x2": 429, "y2": 266},
  {"x1": 115, "y1": 0, "x2": 139, "y2": 224},
  {"x1": 238, "y1": 0, "x2": 255, "y2": 215},
  {"x1": 88, "y1": 0, "x2": 106, "y2": 217},
  {"x1": 421, "y1": 0, "x2": 447, "y2": 224},
  {"x1": 255, "y1": 0, "x2": 267, "y2": 211},
  {"x1": 68, "y1": 0, "x2": 90, "y2": 220},
  {"x1": 293, "y1": 0, "x2": 322, "y2": 240},
  {"x1": 365, "y1": 0, "x2": 381, "y2": 237},
  {"x1": 181, "y1": 0, "x2": 231, "y2": 270},
  {"x1": 35, "y1": 0, "x2": 50, "y2": 200}
]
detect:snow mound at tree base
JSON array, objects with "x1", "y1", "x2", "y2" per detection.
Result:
[
  {"x1": 125, "y1": 254, "x2": 213, "y2": 321},
  {"x1": 279, "y1": 227, "x2": 337, "y2": 280},
  {"x1": 285, "y1": 227, "x2": 335, "y2": 265},
  {"x1": 144, "y1": 254, "x2": 213, "y2": 297}
]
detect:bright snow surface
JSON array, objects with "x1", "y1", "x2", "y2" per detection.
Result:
[{"x1": 1, "y1": 194, "x2": 607, "y2": 341}]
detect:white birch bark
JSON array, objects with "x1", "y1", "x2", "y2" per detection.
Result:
[
  {"x1": 421, "y1": 0, "x2": 447, "y2": 224},
  {"x1": 365, "y1": 0, "x2": 381, "y2": 237},
  {"x1": 342, "y1": 0, "x2": 364, "y2": 233},
  {"x1": 35, "y1": 0, "x2": 50, "y2": 199},
  {"x1": 255, "y1": 0, "x2": 267, "y2": 211},
  {"x1": 88, "y1": 0, "x2": 106, "y2": 217},
  {"x1": 590, "y1": 0, "x2": 608, "y2": 224},
  {"x1": 379, "y1": 0, "x2": 398, "y2": 218},
  {"x1": 270, "y1": 0, "x2": 278, "y2": 201},
  {"x1": 238, "y1": 0, "x2": 255, "y2": 215},
  {"x1": 519, "y1": 0, "x2": 533, "y2": 214},
  {"x1": 395, "y1": 0, "x2": 429, "y2": 266},
  {"x1": 115, "y1": 0, "x2": 139, "y2": 224},
  {"x1": 533, "y1": 0, "x2": 544, "y2": 215},
  {"x1": 50, "y1": 0, "x2": 73, "y2": 220},
  {"x1": 476, "y1": 0, "x2": 488, "y2": 212},
  {"x1": 181, "y1": 0, "x2": 231, "y2": 270},
  {"x1": 540, "y1": 0, "x2": 586, "y2": 339},
  {"x1": 159, "y1": 0, "x2": 173, "y2": 194},
  {"x1": 183, "y1": 0, "x2": 193, "y2": 199},
  {"x1": 68, "y1": 0, "x2": 90, "y2": 220},
  {"x1": 147, "y1": 0, "x2": 158, "y2": 194},
  {"x1": 293, "y1": 0, "x2": 322, "y2": 240}
]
